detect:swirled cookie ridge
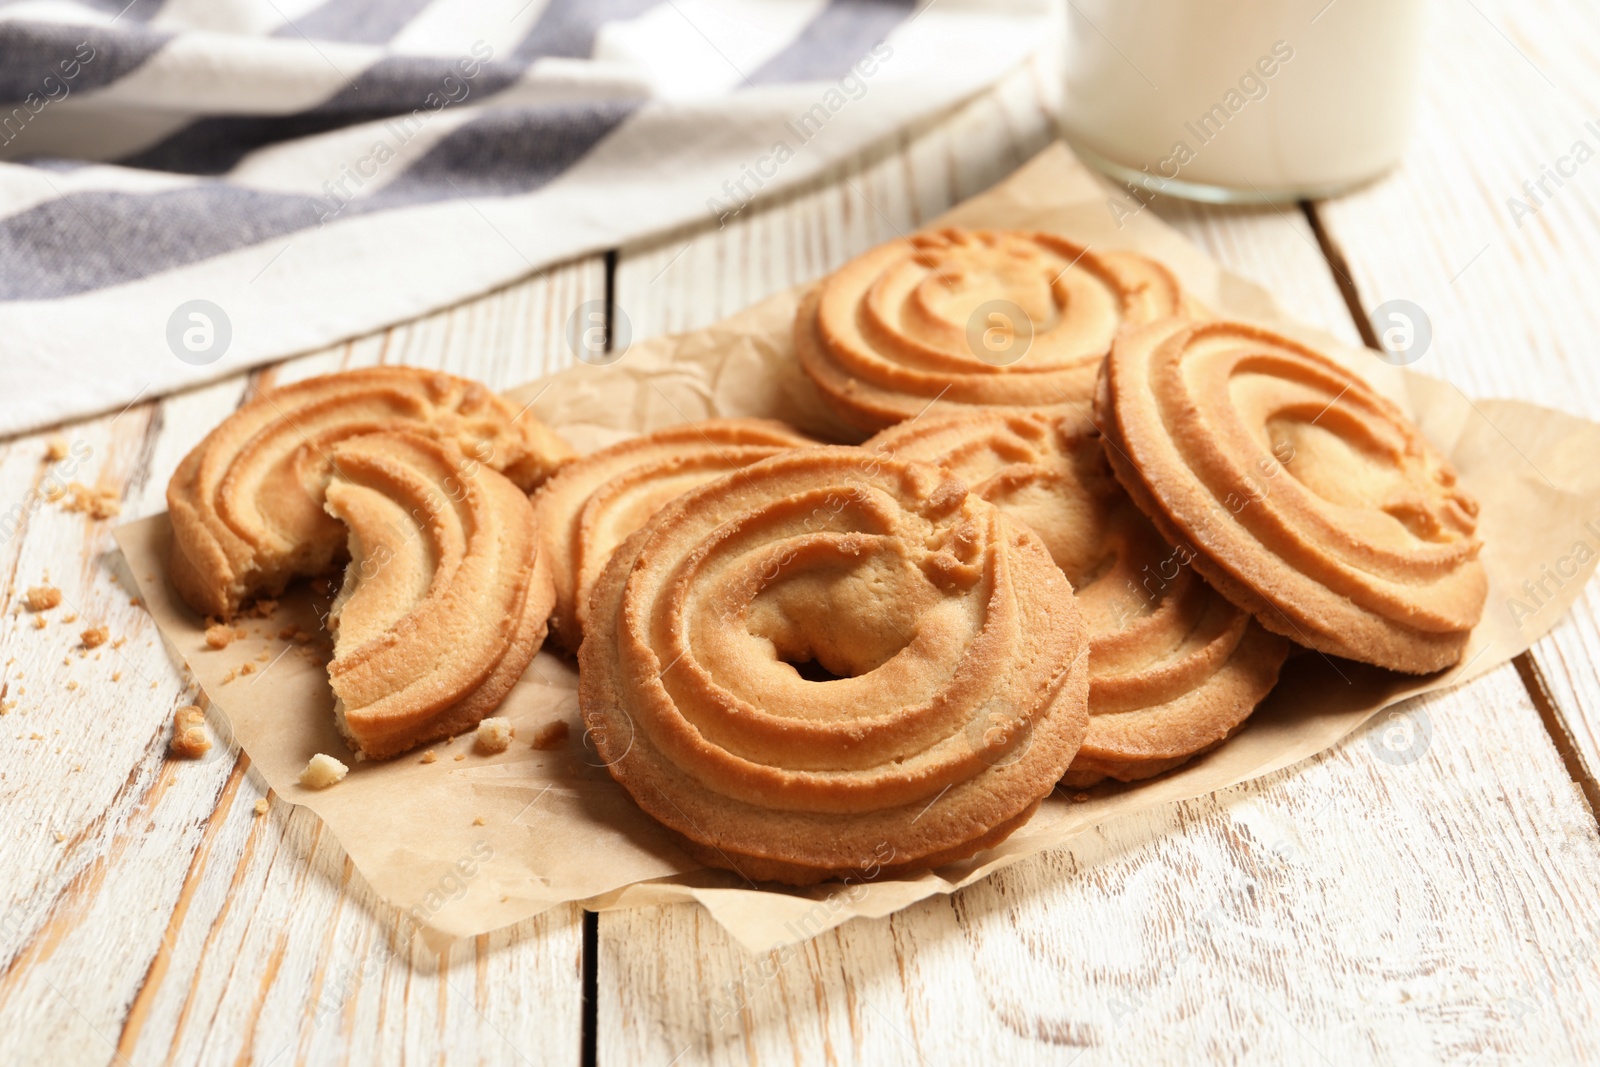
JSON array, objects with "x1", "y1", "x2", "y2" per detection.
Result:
[
  {"x1": 167, "y1": 366, "x2": 571, "y2": 619},
  {"x1": 324, "y1": 432, "x2": 554, "y2": 760},
  {"x1": 1098, "y1": 319, "x2": 1485, "y2": 673},
  {"x1": 580, "y1": 447, "x2": 1091, "y2": 883},
  {"x1": 532, "y1": 418, "x2": 815, "y2": 652},
  {"x1": 795, "y1": 228, "x2": 1186, "y2": 434},
  {"x1": 868, "y1": 410, "x2": 1287, "y2": 786}
]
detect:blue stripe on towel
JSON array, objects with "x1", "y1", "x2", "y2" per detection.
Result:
[
  {"x1": 113, "y1": 0, "x2": 657, "y2": 175},
  {"x1": 747, "y1": 0, "x2": 913, "y2": 85},
  {"x1": 0, "y1": 100, "x2": 638, "y2": 300},
  {"x1": 0, "y1": 21, "x2": 169, "y2": 103}
]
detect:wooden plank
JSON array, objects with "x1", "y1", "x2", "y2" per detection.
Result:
[
  {"x1": 0, "y1": 258, "x2": 601, "y2": 1066},
  {"x1": 597, "y1": 666, "x2": 1600, "y2": 1065},
  {"x1": 8, "y1": 14, "x2": 1600, "y2": 1063},
  {"x1": 599, "y1": 49, "x2": 1600, "y2": 1066},
  {"x1": 1312, "y1": 0, "x2": 1600, "y2": 798}
]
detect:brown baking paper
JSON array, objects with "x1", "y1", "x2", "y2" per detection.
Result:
[{"x1": 115, "y1": 144, "x2": 1600, "y2": 954}]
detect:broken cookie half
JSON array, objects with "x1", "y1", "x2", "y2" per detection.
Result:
[{"x1": 321, "y1": 432, "x2": 553, "y2": 760}]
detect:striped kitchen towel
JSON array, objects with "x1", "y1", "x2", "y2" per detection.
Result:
[{"x1": 0, "y1": 0, "x2": 1052, "y2": 437}]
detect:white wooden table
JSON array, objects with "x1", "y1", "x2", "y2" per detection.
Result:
[{"x1": 6, "y1": 4, "x2": 1600, "y2": 1063}]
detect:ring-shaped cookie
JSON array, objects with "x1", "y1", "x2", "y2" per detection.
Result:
[
  {"x1": 1098, "y1": 319, "x2": 1485, "y2": 673},
  {"x1": 580, "y1": 447, "x2": 1091, "y2": 883},
  {"x1": 869, "y1": 410, "x2": 1287, "y2": 786},
  {"x1": 795, "y1": 228, "x2": 1185, "y2": 434}
]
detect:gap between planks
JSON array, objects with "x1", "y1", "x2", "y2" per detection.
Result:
[
  {"x1": 580, "y1": 245, "x2": 619, "y2": 1067},
  {"x1": 1302, "y1": 199, "x2": 1600, "y2": 826}
]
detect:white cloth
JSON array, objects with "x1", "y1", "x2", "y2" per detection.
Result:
[{"x1": 0, "y1": 0, "x2": 1051, "y2": 435}]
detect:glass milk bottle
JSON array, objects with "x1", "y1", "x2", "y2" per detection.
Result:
[{"x1": 1061, "y1": 0, "x2": 1431, "y2": 203}]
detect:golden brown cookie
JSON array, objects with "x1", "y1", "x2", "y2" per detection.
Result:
[
  {"x1": 324, "y1": 432, "x2": 554, "y2": 760},
  {"x1": 532, "y1": 418, "x2": 815, "y2": 653},
  {"x1": 1098, "y1": 319, "x2": 1486, "y2": 674},
  {"x1": 167, "y1": 366, "x2": 571, "y2": 619},
  {"x1": 868, "y1": 410, "x2": 1287, "y2": 787},
  {"x1": 579, "y1": 447, "x2": 1091, "y2": 884},
  {"x1": 794, "y1": 228, "x2": 1185, "y2": 435}
]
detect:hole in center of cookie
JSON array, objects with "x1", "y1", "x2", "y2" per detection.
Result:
[
  {"x1": 741, "y1": 543, "x2": 935, "y2": 681},
  {"x1": 781, "y1": 656, "x2": 850, "y2": 683}
]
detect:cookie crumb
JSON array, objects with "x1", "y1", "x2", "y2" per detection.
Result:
[
  {"x1": 204, "y1": 624, "x2": 235, "y2": 649},
  {"x1": 80, "y1": 626, "x2": 109, "y2": 649},
  {"x1": 129, "y1": 597, "x2": 141, "y2": 607},
  {"x1": 453, "y1": 753, "x2": 466, "y2": 761},
  {"x1": 65, "y1": 680, "x2": 79, "y2": 691},
  {"x1": 278, "y1": 625, "x2": 301, "y2": 641},
  {"x1": 420, "y1": 750, "x2": 438, "y2": 764},
  {"x1": 253, "y1": 798, "x2": 270, "y2": 816},
  {"x1": 472, "y1": 816, "x2": 486, "y2": 826},
  {"x1": 24, "y1": 585, "x2": 62, "y2": 612},
  {"x1": 169, "y1": 705, "x2": 211, "y2": 758},
  {"x1": 475, "y1": 717, "x2": 513, "y2": 754},
  {"x1": 44, "y1": 438, "x2": 69, "y2": 463},
  {"x1": 32, "y1": 616, "x2": 46, "y2": 630},
  {"x1": 58, "y1": 483, "x2": 120, "y2": 518},
  {"x1": 54, "y1": 830, "x2": 66, "y2": 843},
  {"x1": 58, "y1": 482, "x2": 121, "y2": 520},
  {"x1": 247, "y1": 599, "x2": 278, "y2": 619},
  {"x1": 529, "y1": 721, "x2": 570, "y2": 751},
  {"x1": 298, "y1": 753, "x2": 348, "y2": 789},
  {"x1": 111, "y1": 672, "x2": 121, "y2": 682}
]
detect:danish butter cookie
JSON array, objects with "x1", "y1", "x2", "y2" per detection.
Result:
[
  {"x1": 869, "y1": 410, "x2": 1286, "y2": 786},
  {"x1": 533, "y1": 419, "x2": 815, "y2": 652},
  {"x1": 167, "y1": 367, "x2": 570, "y2": 619},
  {"x1": 795, "y1": 228, "x2": 1186, "y2": 434},
  {"x1": 580, "y1": 447, "x2": 1091, "y2": 884},
  {"x1": 1098, "y1": 319, "x2": 1485, "y2": 673},
  {"x1": 324, "y1": 432, "x2": 554, "y2": 760}
]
